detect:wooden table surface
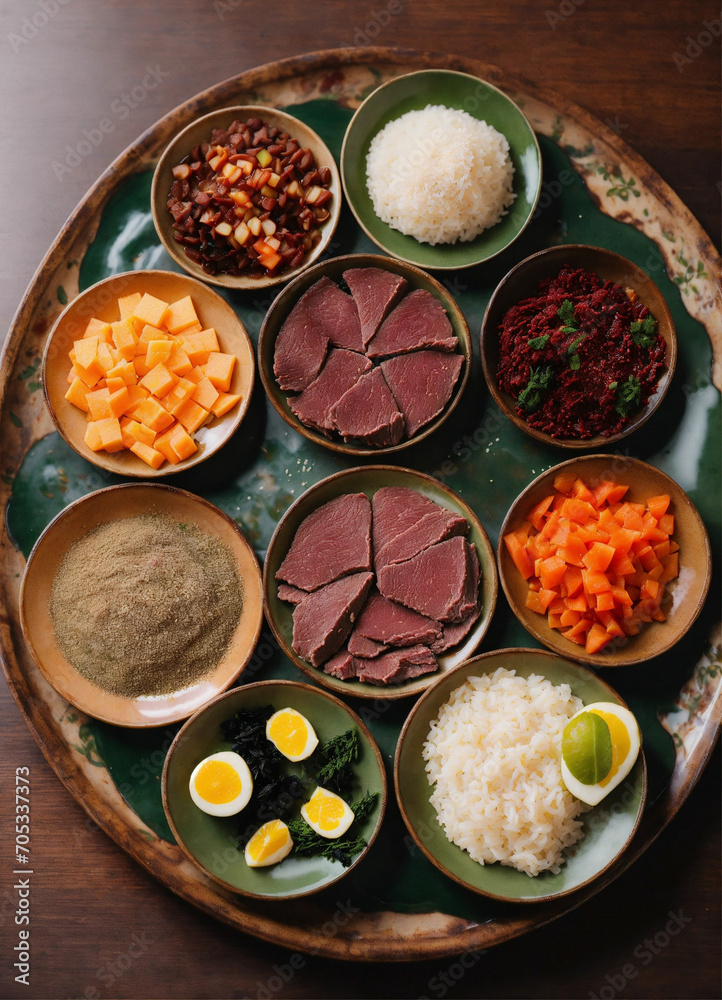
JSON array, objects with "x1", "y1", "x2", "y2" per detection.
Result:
[{"x1": 1, "y1": 1, "x2": 719, "y2": 998}]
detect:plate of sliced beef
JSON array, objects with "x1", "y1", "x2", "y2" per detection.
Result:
[
  {"x1": 263, "y1": 466, "x2": 497, "y2": 699},
  {"x1": 259, "y1": 254, "x2": 471, "y2": 455}
]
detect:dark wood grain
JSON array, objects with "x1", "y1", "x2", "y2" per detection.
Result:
[{"x1": 1, "y1": 0, "x2": 719, "y2": 997}]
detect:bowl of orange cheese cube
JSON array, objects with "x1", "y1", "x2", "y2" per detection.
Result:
[{"x1": 43, "y1": 270, "x2": 255, "y2": 476}]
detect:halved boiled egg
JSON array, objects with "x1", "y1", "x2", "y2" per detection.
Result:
[
  {"x1": 244, "y1": 819, "x2": 294, "y2": 867},
  {"x1": 561, "y1": 702, "x2": 641, "y2": 806},
  {"x1": 266, "y1": 707, "x2": 319, "y2": 762},
  {"x1": 188, "y1": 751, "x2": 253, "y2": 817},
  {"x1": 300, "y1": 787, "x2": 355, "y2": 839}
]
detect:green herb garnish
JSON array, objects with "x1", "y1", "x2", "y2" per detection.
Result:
[
  {"x1": 286, "y1": 818, "x2": 367, "y2": 867},
  {"x1": 350, "y1": 791, "x2": 378, "y2": 825},
  {"x1": 630, "y1": 315, "x2": 657, "y2": 349},
  {"x1": 517, "y1": 366, "x2": 555, "y2": 412},
  {"x1": 567, "y1": 332, "x2": 587, "y2": 355},
  {"x1": 557, "y1": 299, "x2": 577, "y2": 327},
  {"x1": 569, "y1": 353, "x2": 581, "y2": 370},
  {"x1": 614, "y1": 375, "x2": 642, "y2": 416},
  {"x1": 528, "y1": 334, "x2": 550, "y2": 350},
  {"x1": 313, "y1": 728, "x2": 360, "y2": 796},
  {"x1": 608, "y1": 381, "x2": 618, "y2": 390}
]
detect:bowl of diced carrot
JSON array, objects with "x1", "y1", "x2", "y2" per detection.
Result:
[
  {"x1": 42, "y1": 270, "x2": 255, "y2": 476},
  {"x1": 498, "y1": 455, "x2": 711, "y2": 666}
]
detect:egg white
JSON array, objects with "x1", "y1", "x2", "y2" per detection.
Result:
[
  {"x1": 561, "y1": 702, "x2": 641, "y2": 806},
  {"x1": 188, "y1": 751, "x2": 253, "y2": 817},
  {"x1": 301, "y1": 787, "x2": 355, "y2": 840}
]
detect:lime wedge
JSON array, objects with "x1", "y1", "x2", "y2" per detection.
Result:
[{"x1": 562, "y1": 711, "x2": 613, "y2": 785}]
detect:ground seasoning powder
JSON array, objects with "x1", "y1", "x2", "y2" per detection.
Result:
[{"x1": 49, "y1": 512, "x2": 243, "y2": 698}]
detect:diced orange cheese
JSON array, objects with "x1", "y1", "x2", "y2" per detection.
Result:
[
  {"x1": 146, "y1": 340, "x2": 173, "y2": 369},
  {"x1": 96, "y1": 416, "x2": 124, "y2": 452},
  {"x1": 162, "y1": 295, "x2": 199, "y2": 334},
  {"x1": 210, "y1": 392, "x2": 242, "y2": 418},
  {"x1": 85, "y1": 387, "x2": 113, "y2": 420},
  {"x1": 129, "y1": 440, "x2": 165, "y2": 469},
  {"x1": 203, "y1": 352, "x2": 235, "y2": 392},
  {"x1": 175, "y1": 398, "x2": 209, "y2": 434},
  {"x1": 132, "y1": 396, "x2": 175, "y2": 433},
  {"x1": 65, "y1": 377, "x2": 90, "y2": 412},
  {"x1": 131, "y1": 292, "x2": 169, "y2": 329},
  {"x1": 84, "y1": 421, "x2": 104, "y2": 452},
  {"x1": 191, "y1": 376, "x2": 220, "y2": 411},
  {"x1": 139, "y1": 363, "x2": 177, "y2": 398},
  {"x1": 169, "y1": 424, "x2": 198, "y2": 461},
  {"x1": 83, "y1": 317, "x2": 113, "y2": 343},
  {"x1": 117, "y1": 292, "x2": 142, "y2": 318}
]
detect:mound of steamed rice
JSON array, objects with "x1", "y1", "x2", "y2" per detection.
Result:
[
  {"x1": 365, "y1": 104, "x2": 516, "y2": 246},
  {"x1": 423, "y1": 667, "x2": 589, "y2": 877}
]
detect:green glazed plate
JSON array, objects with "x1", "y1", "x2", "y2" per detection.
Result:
[
  {"x1": 163, "y1": 681, "x2": 386, "y2": 898},
  {"x1": 262, "y1": 465, "x2": 498, "y2": 699},
  {"x1": 0, "y1": 49, "x2": 720, "y2": 961},
  {"x1": 341, "y1": 69, "x2": 542, "y2": 269},
  {"x1": 396, "y1": 648, "x2": 646, "y2": 902}
]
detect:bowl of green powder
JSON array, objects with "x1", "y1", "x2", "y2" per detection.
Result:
[{"x1": 20, "y1": 482, "x2": 263, "y2": 727}]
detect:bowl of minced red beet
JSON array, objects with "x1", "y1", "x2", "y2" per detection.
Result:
[{"x1": 481, "y1": 245, "x2": 677, "y2": 447}]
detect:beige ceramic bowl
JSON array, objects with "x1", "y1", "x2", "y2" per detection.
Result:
[
  {"x1": 19, "y1": 483, "x2": 263, "y2": 727},
  {"x1": 42, "y1": 269, "x2": 255, "y2": 478},
  {"x1": 151, "y1": 106, "x2": 341, "y2": 290},
  {"x1": 481, "y1": 245, "x2": 677, "y2": 449},
  {"x1": 498, "y1": 455, "x2": 711, "y2": 667}
]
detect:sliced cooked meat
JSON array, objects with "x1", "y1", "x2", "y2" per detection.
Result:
[
  {"x1": 381, "y1": 350, "x2": 464, "y2": 437},
  {"x1": 289, "y1": 348, "x2": 372, "y2": 434},
  {"x1": 343, "y1": 267, "x2": 408, "y2": 347},
  {"x1": 331, "y1": 367, "x2": 404, "y2": 448},
  {"x1": 355, "y1": 644, "x2": 438, "y2": 684},
  {"x1": 347, "y1": 632, "x2": 388, "y2": 658},
  {"x1": 354, "y1": 592, "x2": 442, "y2": 647},
  {"x1": 375, "y1": 508, "x2": 468, "y2": 571},
  {"x1": 273, "y1": 293, "x2": 329, "y2": 392},
  {"x1": 377, "y1": 537, "x2": 479, "y2": 623},
  {"x1": 304, "y1": 275, "x2": 364, "y2": 353},
  {"x1": 292, "y1": 572, "x2": 374, "y2": 666},
  {"x1": 277, "y1": 583, "x2": 309, "y2": 605},
  {"x1": 323, "y1": 648, "x2": 358, "y2": 680},
  {"x1": 430, "y1": 603, "x2": 481, "y2": 653},
  {"x1": 366, "y1": 289, "x2": 457, "y2": 359},
  {"x1": 371, "y1": 486, "x2": 467, "y2": 567},
  {"x1": 276, "y1": 492, "x2": 372, "y2": 591}
]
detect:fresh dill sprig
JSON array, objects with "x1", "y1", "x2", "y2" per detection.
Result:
[
  {"x1": 517, "y1": 366, "x2": 555, "y2": 412},
  {"x1": 286, "y1": 818, "x2": 367, "y2": 868},
  {"x1": 313, "y1": 728, "x2": 359, "y2": 796}
]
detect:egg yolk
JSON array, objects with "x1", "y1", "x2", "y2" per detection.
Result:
[
  {"x1": 304, "y1": 790, "x2": 346, "y2": 833},
  {"x1": 590, "y1": 709, "x2": 631, "y2": 787},
  {"x1": 267, "y1": 710, "x2": 310, "y2": 759},
  {"x1": 193, "y1": 759, "x2": 243, "y2": 804},
  {"x1": 246, "y1": 820, "x2": 291, "y2": 865}
]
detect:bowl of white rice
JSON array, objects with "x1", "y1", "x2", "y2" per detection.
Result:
[
  {"x1": 394, "y1": 648, "x2": 646, "y2": 902},
  {"x1": 341, "y1": 70, "x2": 542, "y2": 270}
]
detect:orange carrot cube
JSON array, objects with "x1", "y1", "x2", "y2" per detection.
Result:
[
  {"x1": 162, "y1": 295, "x2": 199, "y2": 334},
  {"x1": 139, "y1": 363, "x2": 177, "y2": 398},
  {"x1": 175, "y1": 398, "x2": 209, "y2": 434},
  {"x1": 65, "y1": 377, "x2": 90, "y2": 412},
  {"x1": 129, "y1": 440, "x2": 165, "y2": 469},
  {"x1": 83, "y1": 317, "x2": 113, "y2": 343},
  {"x1": 111, "y1": 318, "x2": 139, "y2": 360},
  {"x1": 166, "y1": 344, "x2": 192, "y2": 377},
  {"x1": 74, "y1": 337, "x2": 99, "y2": 371},
  {"x1": 169, "y1": 424, "x2": 198, "y2": 461},
  {"x1": 153, "y1": 425, "x2": 181, "y2": 465},
  {"x1": 146, "y1": 340, "x2": 173, "y2": 369},
  {"x1": 135, "y1": 324, "x2": 169, "y2": 354},
  {"x1": 117, "y1": 292, "x2": 142, "y2": 318},
  {"x1": 132, "y1": 396, "x2": 175, "y2": 433},
  {"x1": 84, "y1": 421, "x2": 104, "y2": 452},
  {"x1": 85, "y1": 387, "x2": 113, "y2": 420},
  {"x1": 162, "y1": 377, "x2": 196, "y2": 415},
  {"x1": 131, "y1": 292, "x2": 169, "y2": 329},
  {"x1": 96, "y1": 416, "x2": 124, "y2": 452},
  {"x1": 202, "y1": 352, "x2": 235, "y2": 392},
  {"x1": 191, "y1": 376, "x2": 220, "y2": 411},
  {"x1": 210, "y1": 392, "x2": 242, "y2": 418},
  {"x1": 108, "y1": 386, "x2": 130, "y2": 418},
  {"x1": 106, "y1": 359, "x2": 137, "y2": 385}
]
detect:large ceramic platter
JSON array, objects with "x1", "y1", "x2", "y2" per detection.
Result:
[{"x1": 0, "y1": 48, "x2": 719, "y2": 961}]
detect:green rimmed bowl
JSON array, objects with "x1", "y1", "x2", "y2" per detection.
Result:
[
  {"x1": 340, "y1": 70, "x2": 542, "y2": 269},
  {"x1": 162, "y1": 680, "x2": 387, "y2": 899},
  {"x1": 257, "y1": 253, "x2": 471, "y2": 456},
  {"x1": 263, "y1": 465, "x2": 498, "y2": 700},
  {"x1": 395, "y1": 648, "x2": 647, "y2": 903}
]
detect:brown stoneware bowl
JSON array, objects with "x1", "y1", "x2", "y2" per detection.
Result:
[
  {"x1": 151, "y1": 106, "x2": 341, "y2": 291},
  {"x1": 43, "y1": 269, "x2": 255, "y2": 478},
  {"x1": 19, "y1": 483, "x2": 263, "y2": 726},
  {"x1": 258, "y1": 253, "x2": 471, "y2": 456},
  {"x1": 498, "y1": 455, "x2": 711, "y2": 667},
  {"x1": 263, "y1": 465, "x2": 498, "y2": 699},
  {"x1": 481, "y1": 245, "x2": 677, "y2": 449}
]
